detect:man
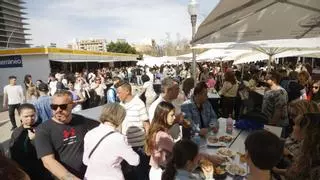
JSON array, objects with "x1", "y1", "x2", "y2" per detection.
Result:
[
  {"x1": 136, "y1": 66, "x2": 143, "y2": 85},
  {"x1": 106, "y1": 77, "x2": 121, "y2": 103},
  {"x1": 262, "y1": 72, "x2": 289, "y2": 137},
  {"x1": 149, "y1": 77, "x2": 180, "y2": 121},
  {"x1": 116, "y1": 82, "x2": 150, "y2": 180},
  {"x1": 90, "y1": 77, "x2": 107, "y2": 105},
  {"x1": 244, "y1": 130, "x2": 282, "y2": 180},
  {"x1": 3, "y1": 76, "x2": 24, "y2": 130},
  {"x1": 34, "y1": 90, "x2": 99, "y2": 179},
  {"x1": 33, "y1": 83, "x2": 52, "y2": 123}
]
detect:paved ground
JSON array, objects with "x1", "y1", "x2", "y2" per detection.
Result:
[{"x1": 0, "y1": 109, "x2": 20, "y2": 154}]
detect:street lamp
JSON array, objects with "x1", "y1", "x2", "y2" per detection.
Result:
[
  {"x1": 6, "y1": 29, "x2": 18, "y2": 48},
  {"x1": 188, "y1": 0, "x2": 199, "y2": 83}
]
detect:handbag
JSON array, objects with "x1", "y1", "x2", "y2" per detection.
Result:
[{"x1": 88, "y1": 131, "x2": 115, "y2": 159}]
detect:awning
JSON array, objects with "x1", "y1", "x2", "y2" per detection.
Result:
[{"x1": 193, "y1": 0, "x2": 320, "y2": 45}]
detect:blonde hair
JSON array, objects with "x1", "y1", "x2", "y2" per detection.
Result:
[
  {"x1": 99, "y1": 103, "x2": 126, "y2": 127},
  {"x1": 27, "y1": 85, "x2": 39, "y2": 99}
]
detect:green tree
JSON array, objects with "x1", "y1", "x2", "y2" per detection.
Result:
[{"x1": 107, "y1": 41, "x2": 138, "y2": 54}]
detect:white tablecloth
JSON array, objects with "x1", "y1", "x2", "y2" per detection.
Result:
[{"x1": 199, "y1": 118, "x2": 283, "y2": 179}]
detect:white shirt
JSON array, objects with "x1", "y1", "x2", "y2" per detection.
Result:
[
  {"x1": 83, "y1": 124, "x2": 139, "y2": 180},
  {"x1": 90, "y1": 83, "x2": 106, "y2": 97},
  {"x1": 148, "y1": 94, "x2": 181, "y2": 123},
  {"x1": 3, "y1": 85, "x2": 24, "y2": 105},
  {"x1": 120, "y1": 96, "x2": 148, "y2": 147},
  {"x1": 143, "y1": 81, "x2": 156, "y2": 98},
  {"x1": 49, "y1": 80, "x2": 57, "y2": 96}
]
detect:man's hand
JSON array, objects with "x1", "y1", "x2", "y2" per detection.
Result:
[{"x1": 199, "y1": 128, "x2": 208, "y2": 136}]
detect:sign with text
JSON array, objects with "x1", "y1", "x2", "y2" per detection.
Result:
[{"x1": 0, "y1": 55, "x2": 23, "y2": 68}]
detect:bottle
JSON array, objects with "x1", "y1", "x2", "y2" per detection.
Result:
[
  {"x1": 193, "y1": 133, "x2": 201, "y2": 146},
  {"x1": 226, "y1": 114, "x2": 233, "y2": 134}
]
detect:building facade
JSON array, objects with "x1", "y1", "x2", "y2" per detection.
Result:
[
  {"x1": 68, "y1": 39, "x2": 108, "y2": 52},
  {"x1": 0, "y1": 0, "x2": 30, "y2": 48}
]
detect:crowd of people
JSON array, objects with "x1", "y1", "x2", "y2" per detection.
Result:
[{"x1": 1, "y1": 61, "x2": 320, "y2": 180}]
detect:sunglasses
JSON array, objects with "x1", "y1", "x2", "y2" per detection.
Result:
[
  {"x1": 313, "y1": 86, "x2": 319, "y2": 89},
  {"x1": 50, "y1": 104, "x2": 71, "y2": 110}
]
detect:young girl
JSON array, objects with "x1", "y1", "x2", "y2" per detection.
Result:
[
  {"x1": 145, "y1": 101, "x2": 176, "y2": 180},
  {"x1": 9, "y1": 103, "x2": 52, "y2": 180},
  {"x1": 161, "y1": 139, "x2": 200, "y2": 180},
  {"x1": 145, "y1": 102, "x2": 225, "y2": 180},
  {"x1": 26, "y1": 85, "x2": 38, "y2": 103}
]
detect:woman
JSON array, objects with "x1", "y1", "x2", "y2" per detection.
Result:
[
  {"x1": 9, "y1": 104, "x2": 52, "y2": 180},
  {"x1": 141, "y1": 74, "x2": 157, "y2": 109},
  {"x1": 219, "y1": 71, "x2": 239, "y2": 118},
  {"x1": 285, "y1": 113, "x2": 320, "y2": 180},
  {"x1": 24, "y1": 74, "x2": 33, "y2": 90},
  {"x1": 311, "y1": 81, "x2": 320, "y2": 104},
  {"x1": 145, "y1": 101, "x2": 176, "y2": 180},
  {"x1": 182, "y1": 78, "x2": 195, "y2": 101},
  {"x1": 68, "y1": 81, "x2": 86, "y2": 112},
  {"x1": 298, "y1": 70, "x2": 310, "y2": 100},
  {"x1": 161, "y1": 139, "x2": 200, "y2": 180},
  {"x1": 206, "y1": 72, "x2": 216, "y2": 89},
  {"x1": 26, "y1": 85, "x2": 38, "y2": 103},
  {"x1": 83, "y1": 103, "x2": 139, "y2": 180},
  {"x1": 181, "y1": 81, "x2": 218, "y2": 137}
]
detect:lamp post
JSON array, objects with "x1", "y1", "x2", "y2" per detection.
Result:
[
  {"x1": 188, "y1": 0, "x2": 199, "y2": 83},
  {"x1": 6, "y1": 29, "x2": 18, "y2": 48}
]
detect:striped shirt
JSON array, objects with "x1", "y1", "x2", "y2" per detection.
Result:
[{"x1": 120, "y1": 96, "x2": 148, "y2": 147}]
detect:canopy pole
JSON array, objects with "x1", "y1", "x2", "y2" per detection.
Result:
[
  {"x1": 241, "y1": 64, "x2": 244, "y2": 79},
  {"x1": 267, "y1": 55, "x2": 272, "y2": 72}
]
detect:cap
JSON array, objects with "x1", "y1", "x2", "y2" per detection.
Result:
[{"x1": 38, "y1": 83, "x2": 49, "y2": 92}]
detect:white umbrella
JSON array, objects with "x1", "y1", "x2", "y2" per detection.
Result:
[
  {"x1": 197, "y1": 49, "x2": 252, "y2": 61},
  {"x1": 233, "y1": 50, "x2": 320, "y2": 64},
  {"x1": 193, "y1": 0, "x2": 320, "y2": 45}
]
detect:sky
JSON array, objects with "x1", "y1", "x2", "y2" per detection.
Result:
[{"x1": 24, "y1": 0, "x2": 219, "y2": 47}]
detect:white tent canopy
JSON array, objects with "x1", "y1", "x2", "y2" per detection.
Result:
[
  {"x1": 233, "y1": 50, "x2": 320, "y2": 64},
  {"x1": 197, "y1": 49, "x2": 252, "y2": 61},
  {"x1": 193, "y1": 0, "x2": 320, "y2": 45},
  {"x1": 137, "y1": 55, "x2": 184, "y2": 66}
]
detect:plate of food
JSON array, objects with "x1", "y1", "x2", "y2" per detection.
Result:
[
  {"x1": 213, "y1": 166, "x2": 227, "y2": 179},
  {"x1": 225, "y1": 163, "x2": 247, "y2": 176},
  {"x1": 218, "y1": 135, "x2": 233, "y2": 143},
  {"x1": 237, "y1": 152, "x2": 247, "y2": 164},
  {"x1": 199, "y1": 159, "x2": 214, "y2": 179},
  {"x1": 207, "y1": 136, "x2": 226, "y2": 147},
  {"x1": 217, "y1": 148, "x2": 236, "y2": 158}
]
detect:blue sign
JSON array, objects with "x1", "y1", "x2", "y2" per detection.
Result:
[{"x1": 0, "y1": 55, "x2": 23, "y2": 68}]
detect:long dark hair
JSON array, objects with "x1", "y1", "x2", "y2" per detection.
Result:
[
  {"x1": 145, "y1": 101, "x2": 175, "y2": 156},
  {"x1": 161, "y1": 139, "x2": 198, "y2": 180},
  {"x1": 224, "y1": 71, "x2": 236, "y2": 85},
  {"x1": 288, "y1": 113, "x2": 320, "y2": 179}
]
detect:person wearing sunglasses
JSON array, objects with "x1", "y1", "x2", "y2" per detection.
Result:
[
  {"x1": 311, "y1": 81, "x2": 320, "y2": 105},
  {"x1": 34, "y1": 90, "x2": 99, "y2": 180}
]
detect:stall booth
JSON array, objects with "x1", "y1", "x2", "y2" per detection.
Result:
[{"x1": 0, "y1": 47, "x2": 138, "y2": 94}]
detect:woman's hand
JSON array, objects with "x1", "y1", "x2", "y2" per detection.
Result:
[
  {"x1": 208, "y1": 154, "x2": 227, "y2": 165},
  {"x1": 28, "y1": 129, "x2": 36, "y2": 140}
]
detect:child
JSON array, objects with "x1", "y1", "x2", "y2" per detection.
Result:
[
  {"x1": 9, "y1": 103, "x2": 52, "y2": 180},
  {"x1": 245, "y1": 130, "x2": 282, "y2": 180},
  {"x1": 161, "y1": 139, "x2": 200, "y2": 180},
  {"x1": 145, "y1": 101, "x2": 176, "y2": 180}
]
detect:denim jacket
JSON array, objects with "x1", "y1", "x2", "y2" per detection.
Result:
[{"x1": 181, "y1": 97, "x2": 217, "y2": 133}]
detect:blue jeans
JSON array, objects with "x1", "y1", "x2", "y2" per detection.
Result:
[{"x1": 121, "y1": 146, "x2": 150, "y2": 180}]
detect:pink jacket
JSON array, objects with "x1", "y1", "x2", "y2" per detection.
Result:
[{"x1": 149, "y1": 131, "x2": 174, "y2": 168}]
